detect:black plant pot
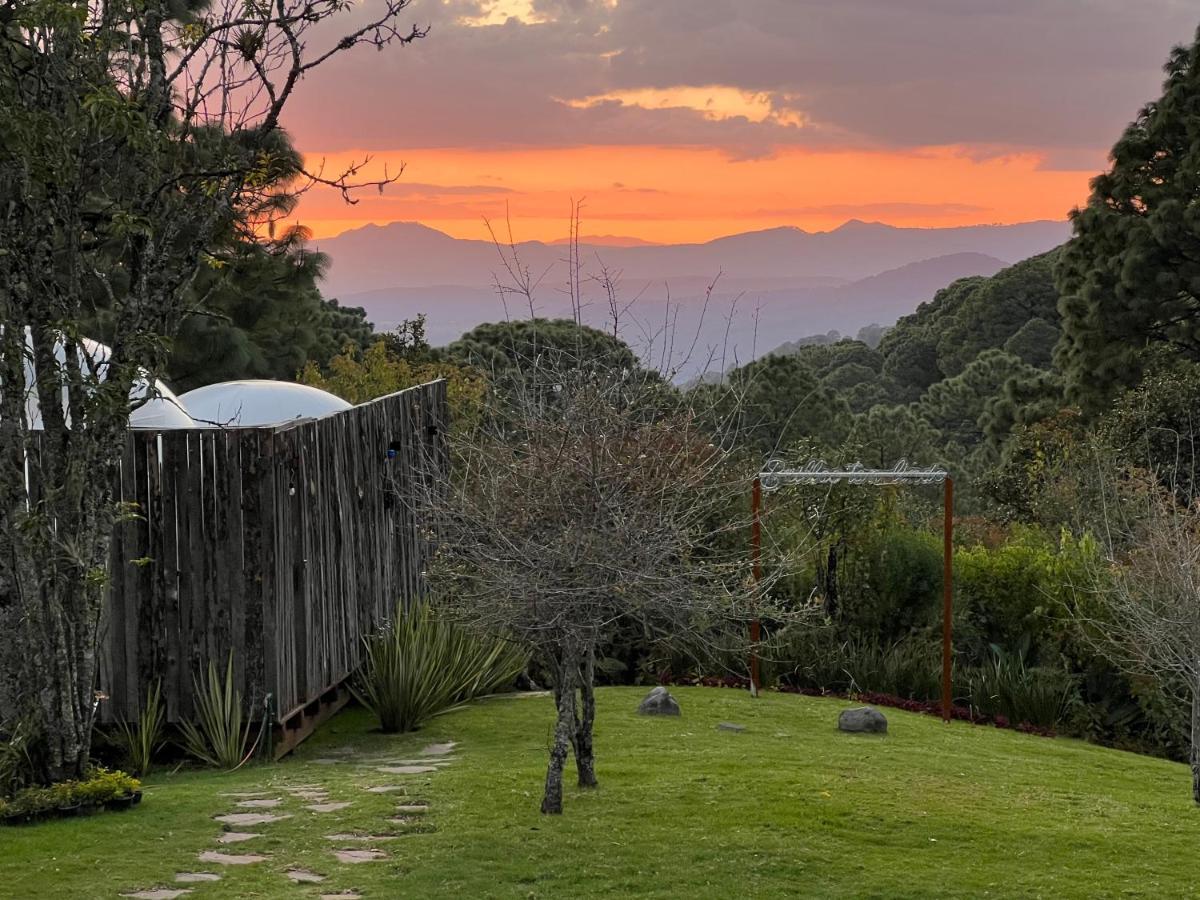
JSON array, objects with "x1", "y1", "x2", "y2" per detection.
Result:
[
  {"x1": 104, "y1": 793, "x2": 137, "y2": 812},
  {"x1": 56, "y1": 804, "x2": 84, "y2": 818},
  {"x1": 1, "y1": 811, "x2": 34, "y2": 826},
  {"x1": 130, "y1": 790, "x2": 143, "y2": 807}
]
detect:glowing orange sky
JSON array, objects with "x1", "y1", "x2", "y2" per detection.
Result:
[
  {"x1": 279, "y1": 1, "x2": 1195, "y2": 244},
  {"x1": 295, "y1": 144, "x2": 1093, "y2": 243}
]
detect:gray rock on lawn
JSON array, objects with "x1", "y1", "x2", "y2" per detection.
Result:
[
  {"x1": 838, "y1": 706, "x2": 888, "y2": 734},
  {"x1": 637, "y1": 686, "x2": 681, "y2": 716},
  {"x1": 717, "y1": 722, "x2": 745, "y2": 733}
]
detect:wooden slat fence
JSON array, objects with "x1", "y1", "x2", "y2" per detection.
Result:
[{"x1": 90, "y1": 380, "x2": 448, "y2": 725}]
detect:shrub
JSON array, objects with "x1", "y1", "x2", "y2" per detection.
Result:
[
  {"x1": 179, "y1": 654, "x2": 254, "y2": 770},
  {"x1": 0, "y1": 719, "x2": 36, "y2": 799},
  {"x1": 0, "y1": 767, "x2": 140, "y2": 820},
  {"x1": 769, "y1": 627, "x2": 942, "y2": 701},
  {"x1": 965, "y1": 647, "x2": 1075, "y2": 728},
  {"x1": 353, "y1": 600, "x2": 527, "y2": 733},
  {"x1": 110, "y1": 682, "x2": 166, "y2": 777}
]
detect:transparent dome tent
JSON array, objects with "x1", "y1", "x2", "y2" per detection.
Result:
[
  {"x1": 9, "y1": 328, "x2": 197, "y2": 430},
  {"x1": 178, "y1": 379, "x2": 351, "y2": 428}
]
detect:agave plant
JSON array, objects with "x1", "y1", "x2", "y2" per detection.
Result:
[
  {"x1": 353, "y1": 600, "x2": 526, "y2": 733},
  {"x1": 179, "y1": 654, "x2": 254, "y2": 769},
  {"x1": 112, "y1": 681, "x2": 167, "y2": 776}
]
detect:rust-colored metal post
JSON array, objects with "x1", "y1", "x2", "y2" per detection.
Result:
[
  {"x1": 750, "y1": 476, "x2": 763, "y2": 697},
  {"x1": 941, "y1": 476, "x2": 954, "y2": 722}
]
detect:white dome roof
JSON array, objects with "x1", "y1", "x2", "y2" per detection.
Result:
[
  {"x1": 10, "y1": 328, "x2": 198, "y2": 430},
  {"x1": 178, "y1": 380, "x2": 351, "y2": 427}
]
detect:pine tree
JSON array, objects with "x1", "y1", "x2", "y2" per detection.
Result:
[{"x1": 1056, "y1": 26, "x2": 1200, "y2": 413}]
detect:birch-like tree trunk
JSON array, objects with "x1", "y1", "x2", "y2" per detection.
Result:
[
  {"x1": 542, "y1": 646, "x2": 578, "y2": 815},
  {"x1": 574, "y1": 644, "x2": 598, "y2": 789}
]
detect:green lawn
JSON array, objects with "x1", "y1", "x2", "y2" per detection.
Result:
[{"x1": 3, "y1": 686, "x2": 1197, "y2": 899}]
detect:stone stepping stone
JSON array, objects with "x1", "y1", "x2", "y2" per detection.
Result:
[
  {"x1": 394, "y1": 804, "x2": 429, "y2": 814},
  {"x1": 219, "y1": 791, "x2": 270, "y2": 798},
  {"x1": 174, "y1": 873, "x2": 221, "y2": 884},
  {"x1": 307, "y1": 801, "x2": 352, "y2": 813},
  {"x1": 364, "y1": 785, "x2": 404, "y2": 794},
  {"x1": 122, "y1": 891, "x2": 192, "y2": 900},
  {"x1": 390, "y1": 758, "x2": 456, "y2": 767},
  {"x1": 312, "y1": 758, "x2": 344, "y2": 765},
  {"x1": 289, "y1": 789, "x2": 330, "y2": 800},
  {"x1": 321, "y1": 894, "x2": 363, "y2": 900},
  {"x1": 325, "y1": 832, "x2": 402, "y2": 842},
  {"x1": 333, "y1": 849, "x2": 387, "y2": 864},
  {"x1": 285, "y1": 869, "x2": 327, "y2": 884},
  {"x1": 421, "y1": 742, "x2": 457, "y2": 755},
  {"x1": 387, "y1": 816, "x2": 424, "y2": 826},
  {"x1": 216, "y1": 831, "x2": 262, "y2": 844},
  {"x1": 236, "y1": 797, "x2": 283, "y2": 808},
  {"x1": 198, "y1": 851, "x2": 269, "y2": 866},
  {"x1": 215, "y1": 812, "x2": 291, "y2": 826},
  {"x1": 376, "y1": 765, "x2": 437, "y2": 775}
]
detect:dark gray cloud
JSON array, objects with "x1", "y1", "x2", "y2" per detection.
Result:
[{"x1": 285, "y1": 0, "x2": 1198, "y2": 158}]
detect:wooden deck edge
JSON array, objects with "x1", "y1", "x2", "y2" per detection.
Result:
[{"x1": 272, "y1": 681, "x2": 353, "y2": 760}]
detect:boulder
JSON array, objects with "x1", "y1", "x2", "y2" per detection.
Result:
[
  {"x1": 637, "y1": 686, "x2": 681, "y2": 716},
  {"x1": 838, "y1": 706, "x2": 887, "y2": 734}
]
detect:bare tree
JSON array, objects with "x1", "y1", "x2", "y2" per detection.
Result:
[
  {"x1": 0, "y1": 0, "x2": 424, "y2": 781},
  {"x1": 423, "y1": 212, "x2": 808, "y2": 814},
  {"x1": 1083, "y1": 470, "x2": 1200, "y2": 803},
  {"x1": 426, "y1": 352, "x2": 797, "y2": 813}
]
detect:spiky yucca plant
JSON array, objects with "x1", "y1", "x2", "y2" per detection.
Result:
[
  {"x1": 179, "y1": 654, "x2": 254, "y2": 770},
  {"x1": 112, "y1": 681, "x2": 167, "y2": 776},
  {"x1": 353, "y1": 601, "x2": 526, "y2": 733}
]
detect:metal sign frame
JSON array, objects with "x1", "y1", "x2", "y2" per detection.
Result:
[{"x1": 751, "y1": 459, "x2": 955, "y2": 722}]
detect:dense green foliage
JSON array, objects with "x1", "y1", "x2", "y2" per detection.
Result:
[
  {"x1": 1056, "y1": 24, "x2": 1200, "y2": 412},
  {"x1": 707, "y1": 251, "x2": 1063, "y2": 486},
  {"x1": 166, "y1": 237, "x2": 374, "y2": 392},
  {"x1": 352, "y1": 601, "x2": 527, "y2": 733},
  {"x1": 0, "y1": 767, "x2": 139, "y2": 821}
]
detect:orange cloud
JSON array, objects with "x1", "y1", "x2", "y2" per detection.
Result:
[{"x1": 293, "y1": 143, "x2": 1091, "y2": 243}]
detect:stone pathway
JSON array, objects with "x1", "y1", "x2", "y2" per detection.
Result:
[
  {"x1": 307, "y1": 801, "x2": 353, "y2": 813},
  {"x1": 123, "y1": 736, "x2": 460, "y2": 899},
  {"x1": 214, "y1": 812, "x2": 291, "y2": 827},
  {"x1": 285, "y1": 869, "x2": 327, "y2": 884},
  {"x1": 235, "y1": 797, "x2": 283, "y2": 808},
  {"x1": 215, "y1": 832, "x2": 262, "y2": 844},
  {"x1": 332, "y1": 849, "x2": 387, "y2": 864},
  {"x1": 197, "y1": 851, "x2": 268, "y2": 866}
]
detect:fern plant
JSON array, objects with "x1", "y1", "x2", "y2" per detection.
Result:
[
  {"x1": 112, "y1": 681, "x2": 166, "y2": 776},
  {"x1": 179, "y1": 654, "x2": 253, "y2": 769}
]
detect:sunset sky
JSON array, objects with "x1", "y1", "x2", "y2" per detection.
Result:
[{"x1": 285, "y1": 0, "x2": 1199, "y2": 243}]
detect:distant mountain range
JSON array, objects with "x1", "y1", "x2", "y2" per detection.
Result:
[{"x1": 314, "y1": 219, "x2": 1069, "y2": 375}]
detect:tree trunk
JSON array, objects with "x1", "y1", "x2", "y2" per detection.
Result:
[
  {"x1": 541, "y1": 647, "x2": 577, "y2": 815},
  {"x1": 1192, "y1": 678, "x2": 1200, "y2": 806},
  {"x1": 1, "y1": 520, "x2": 107, "y2": 783},
  {"x1": 574, "y1": 643, "x2": 598, "y2": 789},
  {"x1": 821, "y1": 543, "x2": 840, "y2": 618}
]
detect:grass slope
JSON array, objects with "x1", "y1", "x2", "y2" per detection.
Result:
[{"x1": 3, "y1": 687, "x2": 1197, "y2": 898}]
